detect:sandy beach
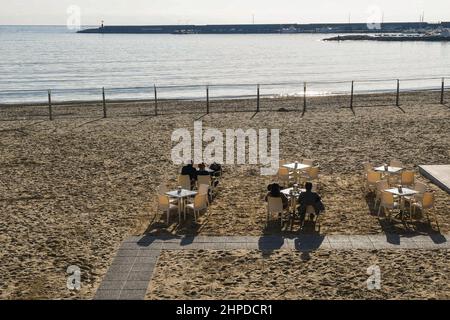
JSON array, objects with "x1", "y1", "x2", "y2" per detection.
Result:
[
  {"x1": 147, "y1": 249, "x2": 450, "y2": 300},
  {"x1": 0, "y1": 92, "x2": 449, "y2": 299}
]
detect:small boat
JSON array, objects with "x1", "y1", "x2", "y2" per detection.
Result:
[
  {"x1": 280, "y1": 26, "x2": 298, "y2": 34},
  {"x1": 171, "y1": 29, "x2": 197, "y2": 35}
]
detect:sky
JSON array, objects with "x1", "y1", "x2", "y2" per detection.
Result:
[{"x1": 1, "y1": 0, "x2": 450, "y2": 25}]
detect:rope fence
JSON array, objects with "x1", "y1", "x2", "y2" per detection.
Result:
[{"x1": 0, "y1": 76, "x2": 448, "y2": 120}]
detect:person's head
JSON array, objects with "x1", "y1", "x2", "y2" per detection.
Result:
[
  {"x1": 269, "y1": 183, "x2": 281, "y2": 196},
  {"x1": 185, "y1": 160, "x2": 193, "y2": 167},
  {"x1": 198, "y1": 163, "x2": 206, "y2": 170},
  {"x1": 305, "y1": 182, "x2": 313, "y2": 191}
]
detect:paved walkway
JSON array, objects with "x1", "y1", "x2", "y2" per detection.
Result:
[
  {"x1": 419, "y1": 165, "x2": 450, "y2": 193},
  {"x1": 94, "y1": 233, "x2": 449, "y2": 300}
]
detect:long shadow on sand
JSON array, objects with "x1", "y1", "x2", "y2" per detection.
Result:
[{"x1": 138, "y1": 214, "x2": 203, "y2": 247}]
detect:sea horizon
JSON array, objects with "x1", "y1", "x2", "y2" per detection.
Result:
[{"x1": 1, "y1": 25, "x2": 450, "y2": 103}]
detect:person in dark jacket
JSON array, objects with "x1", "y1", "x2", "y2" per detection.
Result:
[
  {"x1": 265, "y1": 183, "x2": 289, "y2": 210},
  {"x1": 297, "y1": 182, "x2": 325, "y2": 222},
  {"x1": 181, "y1": 161, "x2": 197, "y2": 182},
  {"x1": 209, "y1": 162, "x2": 222, "y2": 178},
  {"x1": 197, "y1": 163, "x2": 210, "y2": 177}
]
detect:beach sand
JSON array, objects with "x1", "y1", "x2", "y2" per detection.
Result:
[
  {"x1": 147, "y1": 249, "x2": 450, "y2": 300},
  {"x1": 0, "y1": 92, "x2": 449, "y2": 299}
]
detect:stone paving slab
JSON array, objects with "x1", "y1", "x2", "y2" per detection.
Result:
[
  {"x1": 419, "y1": 164, "x2": 450, "y2": 194},
  {"x1": 119, "y1": 289, "x2": 147, "y2": 300},
  {"x1": 162, "y1": 242, "x2": 186, "y2": 250},
  {"x1": 103, "y1": 272, "x2": 130, "y2": 281},
  {"x1": 146, "y1": 242, "x2": 164, "y2": 249},
  {"x1": 330, "y1": 241, "x2": 354, "y2": 249},
  {"x1": 349, "y1": 236, "x2": 375, "y2": 249},
  {"x1": 226, "y1": 236, "x2": 249, "y2": 243},
  {"x1": 246, "y1": 242, "x2": 260, "y2": 250},
  {"x1": 136, "y1": 249, "x2": 160, "y2": 257},
  {"x1": 98, "y1": 280, "x2": 126, "y2": 290},
  {"x1": 131, "y1": 263, "x2": 156, "y2": 272},
  {"x1": 95, "y1": 289, "x2": 121, "y2": 300},
  {"x1": 203, "y1": 242, "x2": 228, "y2": 250},
  {"x1": 95, "y1": 233, "x2": 449, "y2": 300},
  {"x1": 127, "y1": 271, "x2": 154, "y2": 281},
  {"x1": 327, "y1": 235, "x2": 352, "y2": 242},
  {"x1": 225, "y1": 242, "x2": 247, "y2": 249},
  {"x1": 108, "y1": 264, "x2": 134, "y2": 273},
  {"x1": 115, "y1": 249, "x2": 140, "y2": 257},
  {"x1": 94, "y1": 238, "x2": 161, "y2": 300},
  {"x1": 110, "y1": 257, "x2": 136, "y2": 265}
]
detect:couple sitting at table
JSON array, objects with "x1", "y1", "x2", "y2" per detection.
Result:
[
  {"x1": 265, "y1": 182, "x2": 325, "y2": 222},
  {"x1": 181, "y1": 161, "x2": 221, "y2": 187}
]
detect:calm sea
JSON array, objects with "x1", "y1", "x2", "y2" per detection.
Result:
[{"x1": 1, "y1": 25, "x2": 450, "y2": 103}]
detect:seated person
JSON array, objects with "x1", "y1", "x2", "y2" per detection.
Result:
[
  {"x1": 181, "y1": 160, "x2": 197, "y2": 182},
  {"x1": 297, "y1": 182, "x2": 325, "y2": 222},
  {"x1": 265, "y1": 183, "x2": 289, "y2": 210},
  {"x1": 197, "y1": 163, "x2": 211, "y2": 177},
  {"x1": 198, "y1": 163, "x2": 219, "y2": 188},
  {"x1": 209, "y1": 162, "x2": 222, "y2": 177}
]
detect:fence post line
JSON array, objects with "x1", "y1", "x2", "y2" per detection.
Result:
[
  {"x1": 256, "y1": 84, "x2": 260, "y2": 112},
  {"x1": 303, "y1": 82, "x2": 307, "y2": 111},
  {"x1": 102, "y1": 87, "x2": 107, "y2": 118},
  {"x1": 350, "y1": 81, "x2": 354, "y2": 108},
  {"x1": 154, "y1": 85, "x2": 158, "y2": 116},
  {"x1": 47, "y1": 89, "x2": 53, "y2": 121},
  {"x1": 206, "y1": 85, "x2": 210, "y2": 114},
  {"x1": 441, "y1": 78, "x2": 445, "y2": 105},
  {"x1": 396, "y1": 79, "x2": 400, "y2": 107}
]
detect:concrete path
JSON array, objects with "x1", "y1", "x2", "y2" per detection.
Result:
[
  {"x1": 419, "y1": 165, "x2": 450, "y2": 193},
  {"x1": 94, "y1": 233, "x2": 449, "y2": 300}
]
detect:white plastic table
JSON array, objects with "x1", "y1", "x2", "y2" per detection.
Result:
[
  {"x1": 281, "y1": 188, "x2": 306, "y2": 213},
  {"x1": 374, "y1": 166, "x2": 404, "y2": 174},
  {"x1": 375, "y1": 166, "x2": 404, "y2": 185},
  {"x1": 283, "y1": 163, "x2": 311, "y2": 171},
  {"x1": 385, "y1": 187, "x2": 419, "y2": 217},
  {"x1": 385, "y1": 187, "x2": 418, "y2": 197},
  {"x1": 166, "y1": 189, "x2": 198, "y2": 217}
]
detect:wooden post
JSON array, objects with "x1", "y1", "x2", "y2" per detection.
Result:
[
  {"x1": 441, "y1": 78, "x2": 445, "y2": 105},
  {"x1": 350, "y1": 81, "x2": 354, "y2": 108},
  {"x1": 303, "y1": 82, "x2": 307, "y2": 111},
  {"x1": 154, "y1": 85, "x2": 158, "y2": 116},
  {"x1": 396, "y1": 79, "x2": 400, "y2": 106},
  {"x1": 256, "y1": 84, "x2": 260, "y2": 112},
  {"x1": 206, "y1": 85, "x2": 210, "y2": 114},
  {"x1": 102, "y1": 87, "x2": 107, "y2": 118},
  {"x1": 48, "y1": 89, "x2": 53, "y2": 121}
]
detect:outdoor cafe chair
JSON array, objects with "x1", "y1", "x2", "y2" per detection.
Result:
[
  {"x1": 186, "y1": 193, "x2": 208, "y2": 222},
  {"x1": 366, "y1": 171, "x2": 382, "y2": 192},
  {"x1": 401, "y1": 171, "x2": 415, "y2": 188},
  {"x1": 267, "y1": 196, "x2": 287, "y2": 228},
  {"x1": 378, "y1": 191, "x2": 400, "y2": 221},
  {"x1": 158, "y1": 194, "x2": 179, "y2": 224},
  {"x1": 411, "y1": 192, "x2": 439, "y2": 230},
  {"x1": 178, "y1": 175, "x2": 192, "y2": 190}
]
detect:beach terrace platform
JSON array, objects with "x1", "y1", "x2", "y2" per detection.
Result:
[{"x1": 420, "y1": 165, "x2": 450, "y2": 194}]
